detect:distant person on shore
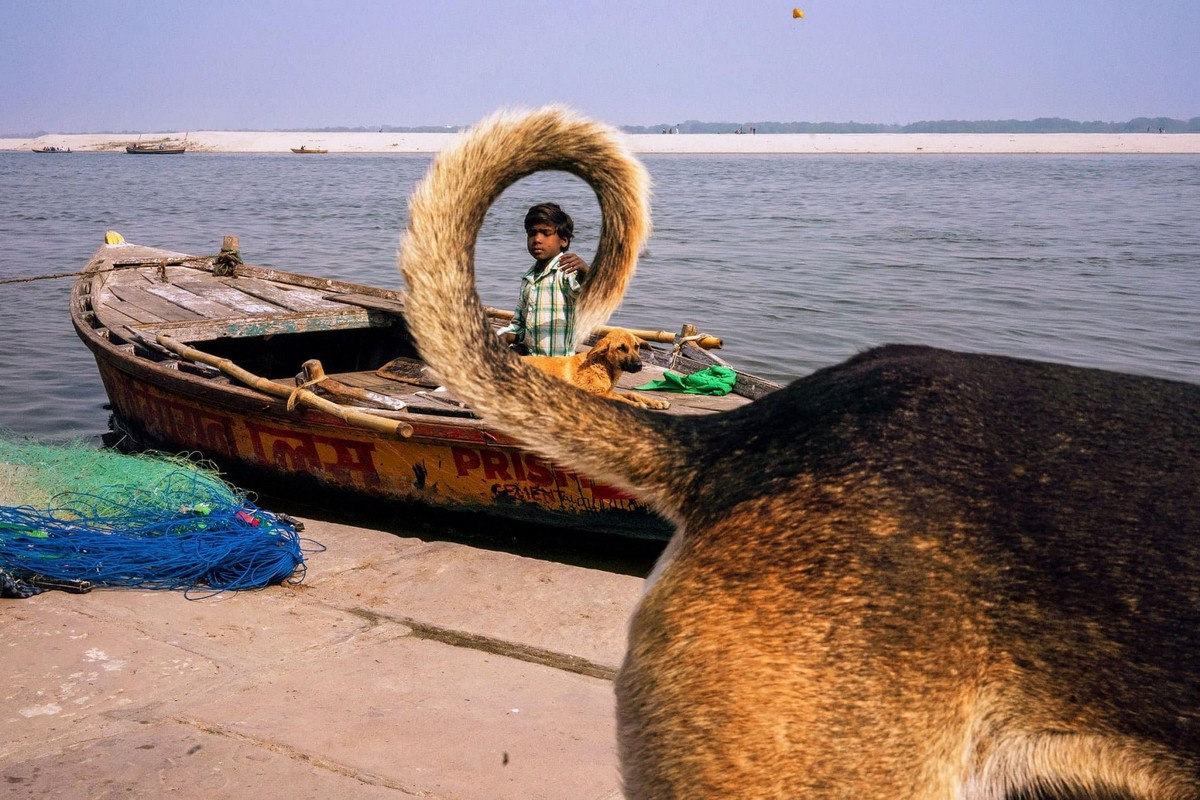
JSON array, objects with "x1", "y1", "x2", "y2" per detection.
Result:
[{"x1": 497, "y1": 202, "x2": 590, "y2": 357}]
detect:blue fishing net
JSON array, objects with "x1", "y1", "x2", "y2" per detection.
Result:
[{"x1": 0, "y1": 437, "x2": 319, "y2": 598}]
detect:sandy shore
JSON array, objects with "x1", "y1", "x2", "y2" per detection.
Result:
[{"x1": 6, "y1": 130, "x2": 1200, "y2": 155}]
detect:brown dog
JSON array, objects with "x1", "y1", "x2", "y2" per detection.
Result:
[
  {"x1": 401, "y1": 108, "x2": 1200, "y2": 798},
  {"x1": 524, "y1": 329, "x2": 670, "y2": 409}
]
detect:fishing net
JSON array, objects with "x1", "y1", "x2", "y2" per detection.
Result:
[{"x1": 0, "y1": 436, "x2": 318, "y2": 599}]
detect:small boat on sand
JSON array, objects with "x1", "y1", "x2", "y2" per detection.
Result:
[
  {"x1": 71, "y1": 237, "x2": 780, "y2": 538},
  {"x1": 291, "y1": 146, "x2": 329, "y2": 154},
  {"x1": 32, "y1": 146, "x2": 72, "y2": 153}
]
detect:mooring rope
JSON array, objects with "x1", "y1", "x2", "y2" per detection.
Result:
[{"x1": 0, "y1": 254, "x2": 220, "y2": 286}]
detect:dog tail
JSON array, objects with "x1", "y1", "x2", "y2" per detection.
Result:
[{"x1": 399, "y1": 107, "x2": 692, "y2": 519}]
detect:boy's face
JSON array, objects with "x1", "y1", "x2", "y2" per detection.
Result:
[{"x1": 526, "y1": 223, "x2": 569, "y2": 262}]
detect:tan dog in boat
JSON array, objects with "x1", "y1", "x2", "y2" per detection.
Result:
[
  {"x1": 400, "y1": 107, "x2": 1200, "y2": 798},
  {"x1": 524, "y1": 328, "x2": 670, "y2": 409}
]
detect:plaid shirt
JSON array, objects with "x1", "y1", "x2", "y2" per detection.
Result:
[{"x1": 497, "y1": 254, "x2": 582, "y2": 357}]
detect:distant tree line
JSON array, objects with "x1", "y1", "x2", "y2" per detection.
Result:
[
  {"x1": 285, "y1": 117, "x2": 1200, "y2": 134},
  {"x1": 621, "y1": 117, "x2": 1200, "y2": 134},
  {"x1": 9, "y1": 117, "x2": 1198, "y2": 139}
]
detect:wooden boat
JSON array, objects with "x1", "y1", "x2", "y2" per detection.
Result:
[
  {"x1": 126, "y1": 143, "x2": 186, "y2": 154},
  {"x1": 32, "y1": 146, "x2": 71, "y2": 153},
  {"x1": 291, "y1": 146, "x2": 328, "y2": 154},
  {"x1": 71, "y1": 237, "x2": 780, "y2": 538}
]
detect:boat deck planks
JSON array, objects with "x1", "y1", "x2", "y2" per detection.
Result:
[
  {"x1": 171, "y1": 279, "x2": 291, "y2": 316},
  {"x1": 217, "y1": 276, "x2": 343, "y2": 313},
  {"x1": 104, "y1": 283, "x2": 206, "y2": 323},
  {"x1": 142, "y1": 282, "x2": 247, "y2": 318}
]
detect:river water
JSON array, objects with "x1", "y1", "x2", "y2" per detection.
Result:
[{"x1": 2, "y1": 151, "x2": 1197, "y2": 445}]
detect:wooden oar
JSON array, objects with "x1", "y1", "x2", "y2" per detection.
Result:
[
  {"x1": 482, "y1": 307, "x2": 723, "y2": 350},
  {"x1": 156, "y1": 335, "x2": 413, "y2": 438}
]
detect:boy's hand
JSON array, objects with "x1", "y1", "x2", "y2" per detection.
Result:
[{"x1": 558, "y1": 252, "x2": 589, "y2": 276}]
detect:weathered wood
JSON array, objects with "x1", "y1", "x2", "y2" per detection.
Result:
[
  {"x1": 156, "y1": 335, "x2": 413, "y2": 438},
  {"x1": 106, "y1": 284, "x2": 205, "y2": 322},
  {"x1": 174, "y1": 279, "x2": 284, "y2": 315},
  {"x1": 98, "y1": 296, "x2": 163, "y2": 326},
  {"x1": 299, "y1": 359, "x2": 408, "y2": 411},
  {"x1": 142, "y1": 282, "x2": 241, "y2": 318},
  {"x1": 120, "y1": 307, "x2": 386, "y2": 343},
  {"x1": 224, "y1": 276, "x2": 342, "y2": 312}
]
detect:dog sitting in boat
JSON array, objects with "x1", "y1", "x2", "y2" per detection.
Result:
[
  {"x1": 524, "y1": 328, "x2": 670, "y2": 409},
  {"x1": 400, "y1": 107, "x2": 1200, "y2": 798}
]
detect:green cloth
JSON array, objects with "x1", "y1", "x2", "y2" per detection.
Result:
[{"x1": 635, "y1": 365, "x2": 737, "y2": 395}]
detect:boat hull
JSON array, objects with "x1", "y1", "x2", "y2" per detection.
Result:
[
  {"x1": 70, "y1": 240, "x2": 775, "y2": 538},
  {"x1": 75, "y1": 305, "x2": 668, "y2": 538}
]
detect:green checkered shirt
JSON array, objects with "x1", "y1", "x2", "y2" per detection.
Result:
[{"x1": 497, "y1": 254, "x2": 582, "y2": 357}]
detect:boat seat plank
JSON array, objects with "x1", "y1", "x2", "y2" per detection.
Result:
[
  {"x1": 173, "y1": 279, "x2": 289, "y2": 315},
  {"x1": 218, "y1": 276, "x2": 344, "y2": 313},
  {"x1": 105, "y1": 284, "x2": 205, "y2": 322}
]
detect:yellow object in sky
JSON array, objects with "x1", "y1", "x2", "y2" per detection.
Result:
[{"x1": 792, "y1": 7, "x2": 804, "y2": 18}]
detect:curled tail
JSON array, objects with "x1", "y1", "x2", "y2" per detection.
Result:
[{"x1": 399, "y1": 107, "x2": 691, "y2": 519}]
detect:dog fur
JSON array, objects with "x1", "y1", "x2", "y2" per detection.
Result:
[
  {"x1": 400, "y1": 107, "x2": 1200, "y2": 798},
  {"x1": 524, "y1": 328, "x2": 670, "y2": 409}
]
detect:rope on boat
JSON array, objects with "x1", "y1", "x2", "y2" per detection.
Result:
[
  {"x1": 0, "y1": 271, "x2": 86, "y2": 286},
  {"x1": 1, "y1": 254, "x2": 218, "y2": 287}
]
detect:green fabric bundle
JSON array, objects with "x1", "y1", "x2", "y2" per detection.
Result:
[{"x1": 635, "y1": 365, "x2": 737, "y2": 395}]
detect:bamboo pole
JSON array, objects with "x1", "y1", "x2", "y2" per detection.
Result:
[
  {"x1": 156, "y1": 335, "x2": 413, "y2": 438},
  {"x1": 482, "y1": 307, "x2": 723, "y2": 350}
]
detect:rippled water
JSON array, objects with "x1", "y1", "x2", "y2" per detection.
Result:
[{"x1": 1, "y1": 151, "x2": 1197, "y2": 442}]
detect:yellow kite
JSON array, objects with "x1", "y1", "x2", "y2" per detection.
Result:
[{"x1": 792, "y1": 7, "x2": 804, "y2": 18}]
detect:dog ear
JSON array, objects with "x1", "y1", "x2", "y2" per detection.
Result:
[{"x1": 591, "y1": 337, "x2": 611, "y2": 356}]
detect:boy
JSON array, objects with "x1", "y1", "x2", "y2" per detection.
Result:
[{"x1": 497, "y1": 202, "x2": 591, "y2": 357}]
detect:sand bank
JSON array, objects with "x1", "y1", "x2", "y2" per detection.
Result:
[{"x1": 6, "y1": 130, "x2": 1200, "y2": 155}]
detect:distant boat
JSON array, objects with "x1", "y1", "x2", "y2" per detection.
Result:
[
  {"x1": 291, "y1": 146, "x2": 328, "y2": 154},
  {"x1": 32, "y1": 146, "x2": 71, "y2": 153},
  {"x1": 126, "y1": 143, "x2": 186, "y2": 154}
]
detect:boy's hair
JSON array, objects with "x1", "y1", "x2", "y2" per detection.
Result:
[{"x1": 524, "y1": 203, "x2": 574, "y2": 245}]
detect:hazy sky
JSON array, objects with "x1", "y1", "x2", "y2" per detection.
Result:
[{"x1": 3, "y1": 0, "x2": 1197, "y2": 134}]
